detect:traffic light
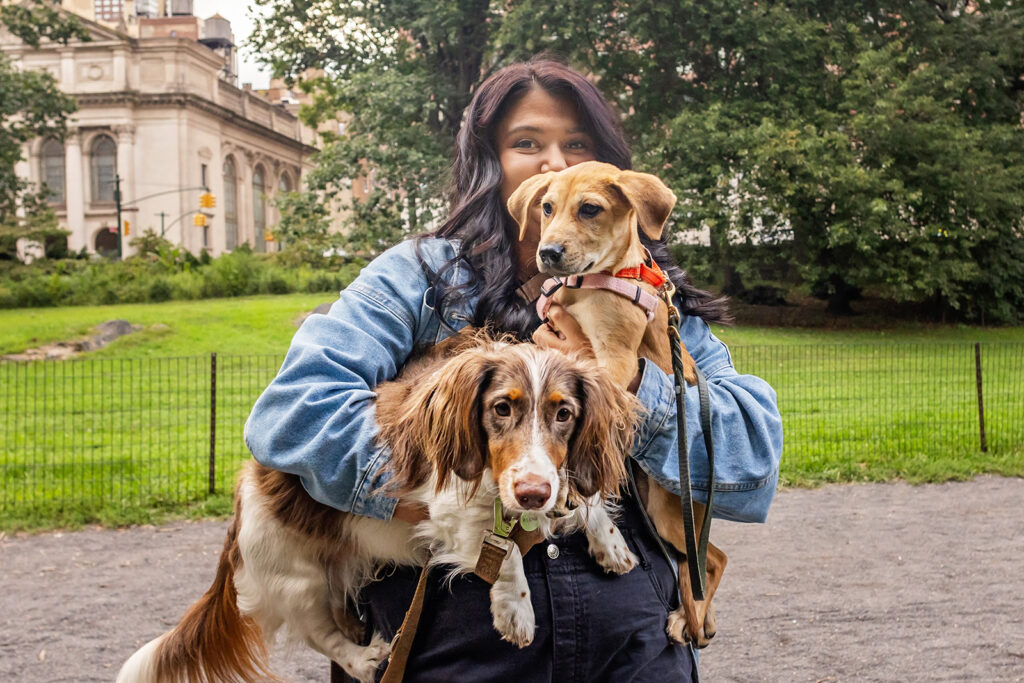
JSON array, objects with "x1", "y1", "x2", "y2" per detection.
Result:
[
  {"x1": 123, "y1": 220, "x2": 130, "y2": 235},
  {"x1": 199, "y1": 192, "x2": 216, "y2": 209},
  {"x1": 193, "y1": 213, "x2": 208, "y2": 227},
  {"x1": 264, "y1": 231, "x2": 274, "y2": 242}
]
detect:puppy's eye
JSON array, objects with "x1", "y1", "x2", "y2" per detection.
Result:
[
  {"x1": 495, "y1": 401, "x2": 512, "y2": 417},
  {"x1": 579, "y1": 203, "x2": 603, "y2": 219},
  {"x1": 542, "y1": 202, "x2": 553, "y2": 216},
  {"x1": 556, "y1": 407, "x2": 573, "y2": 422}
]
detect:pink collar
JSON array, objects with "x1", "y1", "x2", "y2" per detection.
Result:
[{"x1": 535, "y1": 272, "x2": 663, "y2": 324}]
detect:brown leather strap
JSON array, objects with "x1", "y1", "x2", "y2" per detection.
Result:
[
  {"x1": 474, "y1": 525, "x2": 545, "y2": 585},
  {"x1": 378, "y1": 563, "x2": 432, "y2": 683},
  {"x1": 515, "y1": 272, "x2": 549, "y2": 304},
  {"x1": 377, "y1": 527, "x2": 546, "y2": 681},
  {"x1": 512, "y1": 525, "x2": 544, "y2": 556}
]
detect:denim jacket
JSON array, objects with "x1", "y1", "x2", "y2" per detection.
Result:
[{"x1": 244, "y1": 237, "x2": 782, "y2": 524}]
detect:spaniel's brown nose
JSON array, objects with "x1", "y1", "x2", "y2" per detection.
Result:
[{"x1": 514, "y1": 478, "x2": 551, "y2": 510}]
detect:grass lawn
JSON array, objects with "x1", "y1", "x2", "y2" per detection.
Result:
[
  {"x1": 2, "y1": 294, "x2": 1022, "y2": 531},
  {"x1": 0, "y1": 293, "x2": 339, "y2": 358}
]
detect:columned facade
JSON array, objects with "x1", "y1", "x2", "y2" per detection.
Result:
[{"x1": 3, "y1": 10, "x2": 315, "y2": 258}]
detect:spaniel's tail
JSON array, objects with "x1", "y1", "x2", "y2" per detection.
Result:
[{"x1": 116, "y1": 511, "x2": 274, "y2": 683}]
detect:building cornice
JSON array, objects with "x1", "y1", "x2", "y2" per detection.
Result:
[{"x1": 74, "y1": 91, "x2": 318, "y2": 155}]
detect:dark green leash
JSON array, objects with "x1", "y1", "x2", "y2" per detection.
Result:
[{"x1": 665, "y1": 287, "x2": 716, "y2": 602}]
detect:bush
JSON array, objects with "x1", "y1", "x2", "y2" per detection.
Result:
[{"x1": 0, "y1": 245, "x2": 364, "y2": 308}]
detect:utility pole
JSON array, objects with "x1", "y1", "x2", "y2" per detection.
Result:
[{"x1": 114, "y1": 173, "x2": 123, "y2": 260}]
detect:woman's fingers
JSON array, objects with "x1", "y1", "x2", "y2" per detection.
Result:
[{"x1": 533, "y1": 304, "x2": 594, "y2": 357}]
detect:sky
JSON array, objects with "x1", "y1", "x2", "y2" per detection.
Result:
[{"x1": 191, "y1": 1, "x2": 272, "y2": 89}]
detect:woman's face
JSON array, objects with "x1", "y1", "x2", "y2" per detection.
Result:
[
  {"x1": 495, "y1": 87, "x2": 597, "y2": 277},
  {"x1": 495, "y1": 87, "x2": 597, "y2": 209}
]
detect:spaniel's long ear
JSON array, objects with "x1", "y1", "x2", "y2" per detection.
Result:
[
  {"x1": 380, "y1": 350, "x2": 495, "y2": 494},
  {"x1": 507, "y1": 172, "x2": 555, "y2": 241},
  {"x1": 419, "y1": 349, "x2": 496, "y2": 491},
  {"x1": 566, "y1": 362, "x2": 642, "y2": 499},
  {"x1": 613, "y1": 171, "x2": 677, "y2": 241}
]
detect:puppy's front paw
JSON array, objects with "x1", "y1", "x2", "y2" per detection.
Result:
[
  {"x1": 491, "y1": 594, "x2": 536, "y2": 648},
  {"x1": 345, "y1": 633, "x2": 390, "y2": 683}
]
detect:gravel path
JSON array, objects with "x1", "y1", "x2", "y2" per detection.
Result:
[{"x1": 2, "y1": 476, "x2": 1022, "y2": 682}]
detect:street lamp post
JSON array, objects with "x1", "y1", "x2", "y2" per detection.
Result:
[{"x1": 114, "y1": 173, "x2": 123, "y2": 260}]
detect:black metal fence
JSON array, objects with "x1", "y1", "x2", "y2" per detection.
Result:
[{"x1": 2, "y1": 343, "x2": 1022, "y2": 521}]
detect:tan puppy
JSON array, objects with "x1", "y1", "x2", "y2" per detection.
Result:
[{"x1": 508, "y1": 160, "x2": 727, "y2": 647}]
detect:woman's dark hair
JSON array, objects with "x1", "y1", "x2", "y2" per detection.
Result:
[{"x1": 416, "y1": 56, "x2": 729, "y2": 338}]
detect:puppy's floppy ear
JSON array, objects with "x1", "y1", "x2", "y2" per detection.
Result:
[
  {"x1": 506, "y1": 172, "x2": 555, "y2": 241},
  {"x1": 566, "y1": 362, "x2": 642, "y2": 499},
  {"x1": 613, "y1": 171, "x2": 677, "y2": 241}
]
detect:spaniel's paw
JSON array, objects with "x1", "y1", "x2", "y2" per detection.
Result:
[
  {"x1": 344, "y1": 633, "x2": 390, "y2": 683},
  {"x1": 590, "y1": 539, "x2": 638, "y2": 575},
  {"x1": 491, "y1": 595, "x2": 536, "y2": 648},
  {"x1": 587, "y1": 521, "x2": 637, "y2": 575}
]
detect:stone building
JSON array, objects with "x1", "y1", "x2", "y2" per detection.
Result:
[{"x1": 2, "y1": 0, "x2": 318, "y2": 258}]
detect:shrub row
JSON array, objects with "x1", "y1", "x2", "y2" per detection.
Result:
[{"x1": 0, "y1": 249, "x2": 364, "y2": 309}]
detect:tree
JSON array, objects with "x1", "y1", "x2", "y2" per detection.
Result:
[
  {"x1": 249, "y1": 0, "x2": 505, "y2": 250},
  {"x1": 251, "y1": 0, "x2": 1024, "y2": 322},
  {"x1": 500, "y1": 0, "x2": 1024, "y2": 320},
  {"x1": 0, "y1": 1, "x2": 89, "y2": 258}
]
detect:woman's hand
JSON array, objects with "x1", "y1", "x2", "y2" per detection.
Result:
[
  {"x1": 533, "y1": 303, "x2": 643, "y2": 393},
  {"x1": 532, "y1": 304, "x2": 595, "y2": 357}
]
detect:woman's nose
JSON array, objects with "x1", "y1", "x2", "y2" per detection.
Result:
[{"x1": 540, "y1": 146, "x2": 568, "y2": 173}]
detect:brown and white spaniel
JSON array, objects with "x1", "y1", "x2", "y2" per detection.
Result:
[{"x1": 117, "y1": 332, "x2": 640, "y2": 683}]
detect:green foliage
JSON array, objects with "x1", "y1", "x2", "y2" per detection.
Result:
[
  {"x1": 0, "y1": 248, "x2": 362, "y2": 309},
  {"x1": 271, "y1": 189, "x2": 344, "y2": 265},
  {"x1": 249, "y1": 0, "x2": 497, "y2": 247},
  {"x1": 251, "y1": 0, "x2": 1024, "y2": 324}
]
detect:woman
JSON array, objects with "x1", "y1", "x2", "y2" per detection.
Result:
[{"x1": 245, "y1": 58, "x2": 782, "y2": 681}]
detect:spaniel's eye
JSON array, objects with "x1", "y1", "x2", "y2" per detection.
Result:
[
  {"x1": 579, "y1": 203, "x2": 602, "y2": 219},
  {"x1": 495, "y1": 401, "x2": 512, "y2": 417},
  {"x1": 542, "y1": 202, "x2": 553, "y2": 216},
  {"x1": 556, "y1": 407, "x2": 573, "y2": 422}
]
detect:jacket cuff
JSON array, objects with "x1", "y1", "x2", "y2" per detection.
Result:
[{"x1": 350, "y1": 445, "x2": 399, "y2": 521}]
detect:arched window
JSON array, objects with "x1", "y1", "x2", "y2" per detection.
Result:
[
  {"x1": 252, "y1": 165, "x2": 266, "y2": 252},
  {"x1": 223, "y1": 156, "x2": 238, "y2": 251},
  {"x1": 278, "y1": 172, "x2": 293, "y2": 194},
  {"x1": 40, "y1": 139, "x2": 66, "y2": 205},
  {"x1": 90, "y1": 135, "x2": 117, "y2": 202}
]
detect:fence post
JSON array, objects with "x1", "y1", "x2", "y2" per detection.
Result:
[
  {"x1": 210, "y1": 352, "x2": 217, "y2": 494},
  {"x1": 975, "y1": 342, "x2": 987, "y2": 453}
]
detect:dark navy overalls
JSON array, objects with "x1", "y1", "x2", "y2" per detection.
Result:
[{"x1": 357, "y1": 490, "x2": 698, "y2": 682}]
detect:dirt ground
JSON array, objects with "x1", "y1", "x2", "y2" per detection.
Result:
[{"x1": 2, "y1": 476, "x2": 1022, "y2": 682}]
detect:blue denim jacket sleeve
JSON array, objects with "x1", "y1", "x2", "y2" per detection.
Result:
[
  {"x1": 243, "y1": 238, "x2": 456, "y2": 521},
  {"x1": 631, "y1": 313, "x2": 783, "y2": 523}
]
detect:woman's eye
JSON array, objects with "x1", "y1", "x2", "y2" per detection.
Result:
[
  {"x1": 556, "y1": 407, "x2": 572, "y2": 422},
  {"x1": 566, "y1": 140, "x2": 589, "y2": 152},
  {"x1": 495, "y1": 402, "x2": 512, "y2": 417},
  {"x1": 579, "y1": 203, "x2": 603, "y2": 219},
  {"x1": 542, "y1": 202, "x2": 553, "y2": 216},
  {"x1": 514, "y1": 139, "x2": 535, "y2": 149}
]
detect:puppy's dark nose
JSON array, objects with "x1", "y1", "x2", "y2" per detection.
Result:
[
  {"x1": 514, "y1": 478, "x2": 551, "y2": 510},
  {"x1": 538, "y1": 244, "x2": 565, "y2": 267}
]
